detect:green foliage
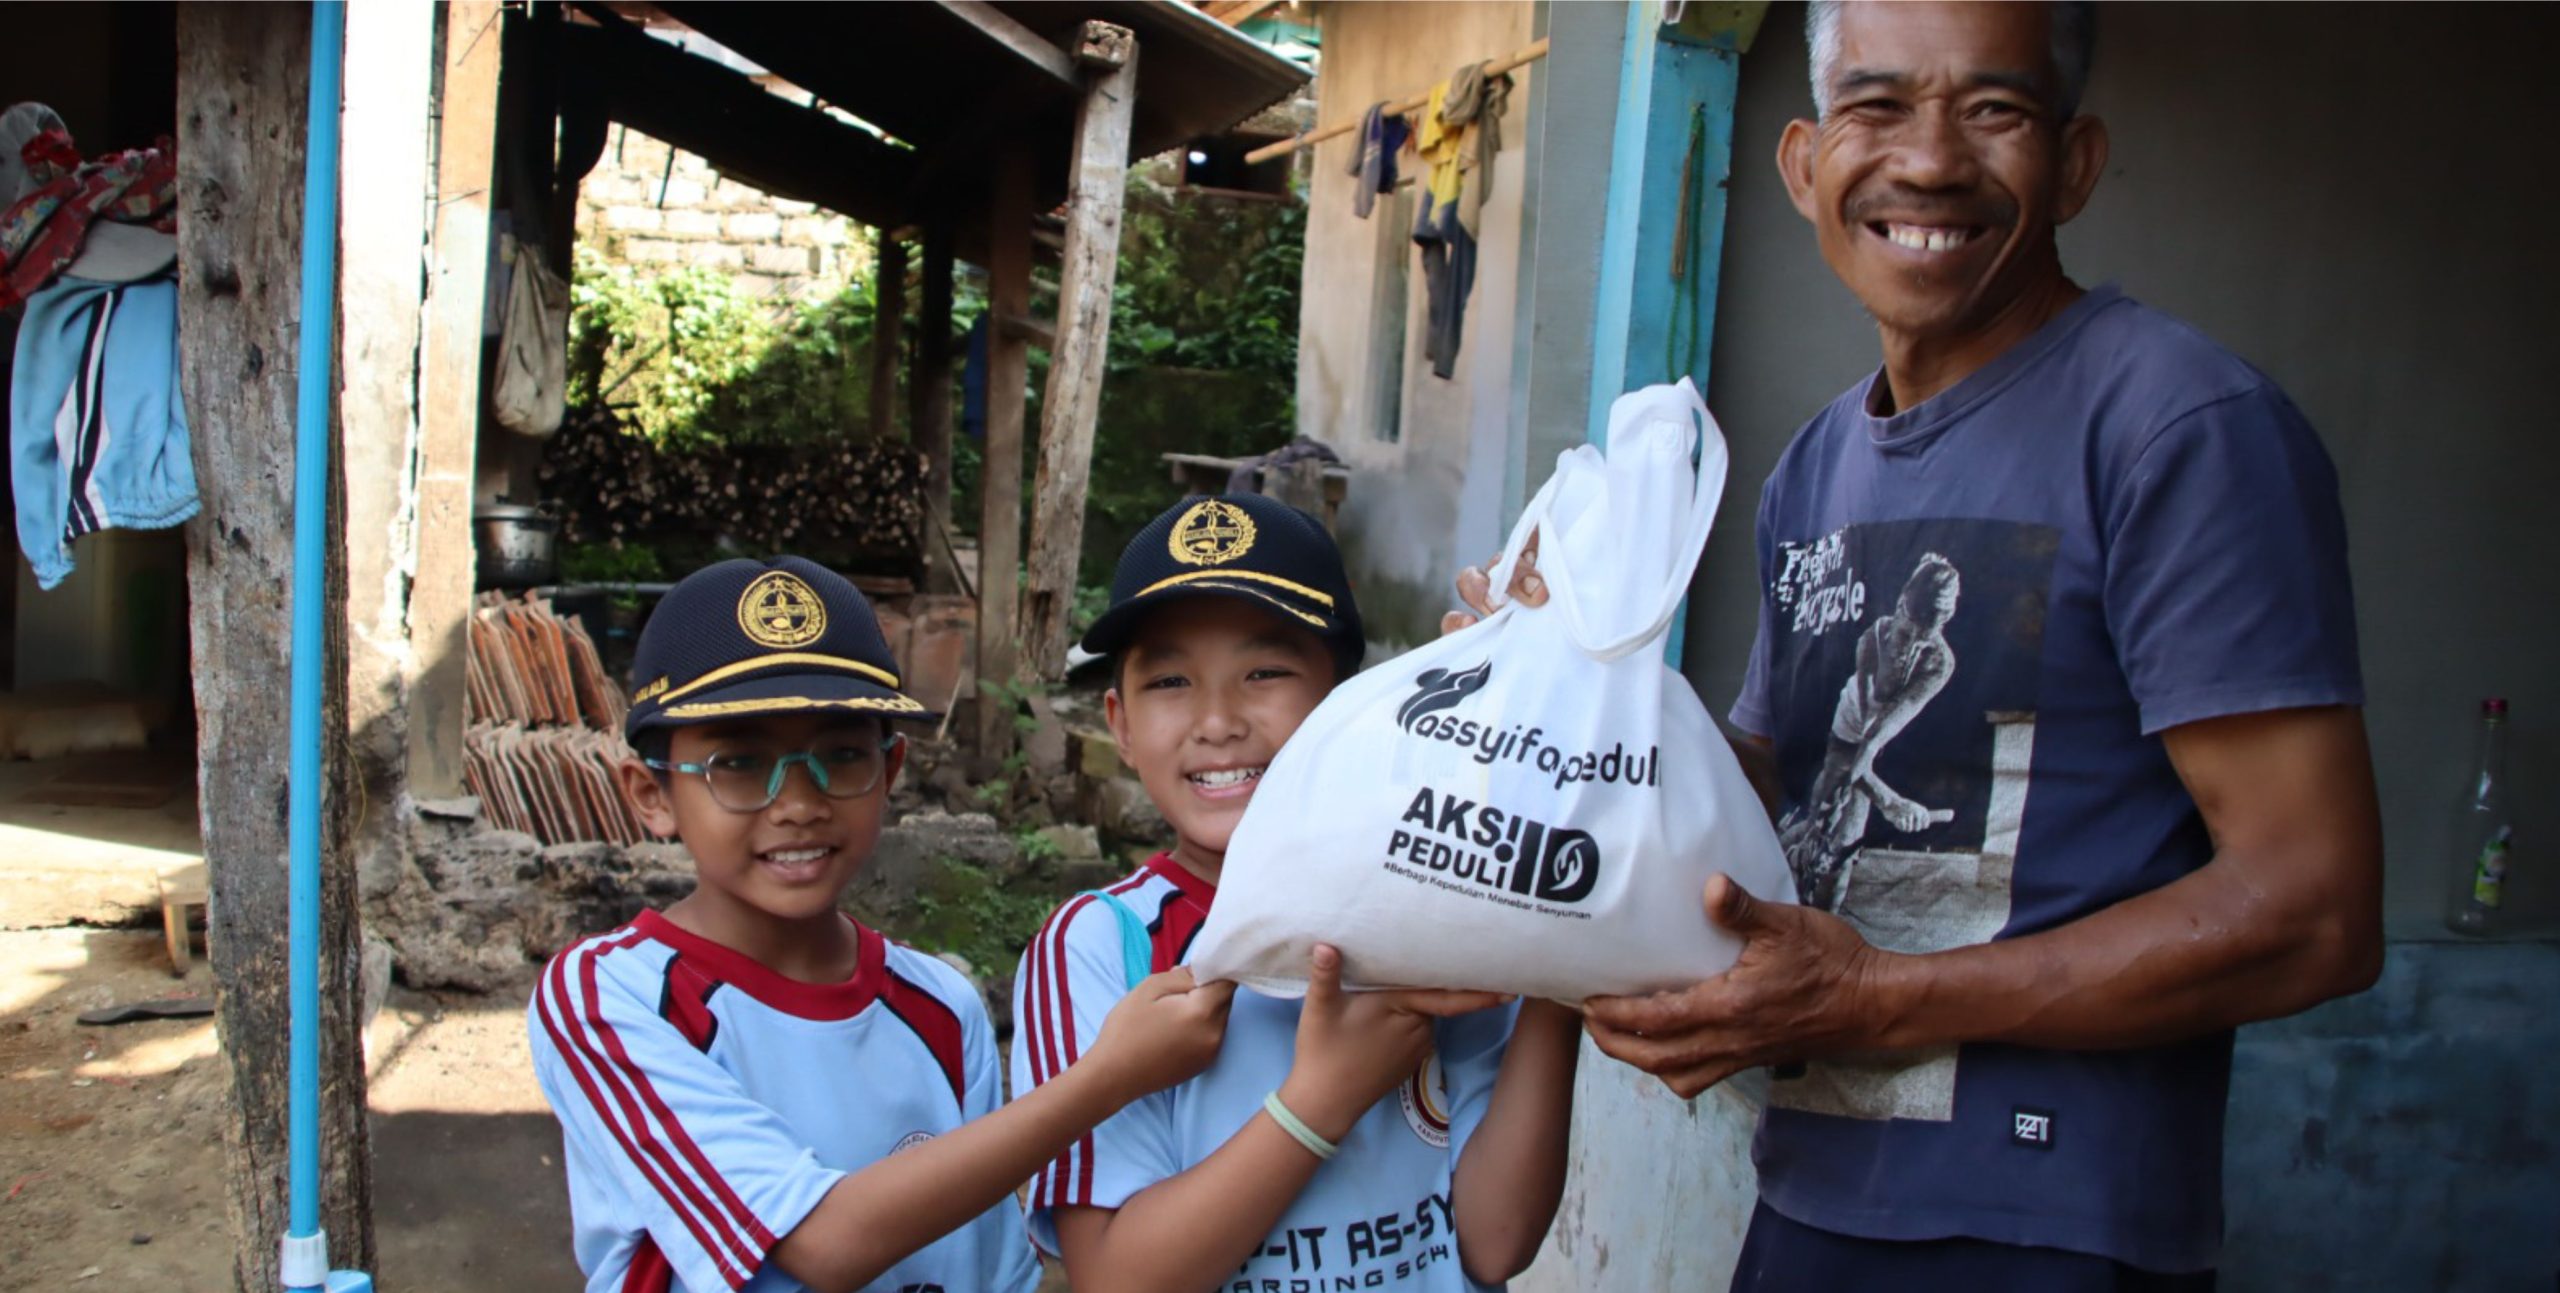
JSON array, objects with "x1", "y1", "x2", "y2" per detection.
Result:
[
  {"x1": 888, "y1": 857, "x2": 1066, "y2": 974},
  {"x1": 1016, "y1": 827, "x2": 1065, "y2": 866},
  {"x1": 953, "y1": 172, "x2": 1308, "y2": 576},
  {"x1": 566, "y1": 246, "x2": 879, "y2": 450},
  {"x1": 557, "y1": 541, "x2": 668, "y2": 585}
]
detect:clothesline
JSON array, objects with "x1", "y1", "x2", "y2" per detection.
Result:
[{"x1": 1241, "y1": 37, "x2": 1553, "y2": 165}]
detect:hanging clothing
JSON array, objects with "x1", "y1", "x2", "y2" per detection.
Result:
[
  {"x1": 8, "y1": 275, "x2": 197, "y2": 590},
  {"x1": 1411, "y1": 199, "x2": 1475, "y2": 382},
  {"x1": 1346, "y1": 101, "x2": 1409, "y2": 220},
  {"x1": 0, "y1": 105, "x2": 177, "y2": 311},
  {"x1": 961, "y1": 314, "x2": 990, "y2": 440},
  {"x1": 1438, "y1": 60, "x2": 1515, "y2": 236}
]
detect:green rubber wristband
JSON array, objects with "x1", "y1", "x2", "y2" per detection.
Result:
[{"x1": 1263, "y1": 1090, "x2": 1340, "y2": 1162}]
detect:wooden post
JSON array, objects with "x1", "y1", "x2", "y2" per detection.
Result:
[
  {"x1": 869, "y1": 231, "x2": 907, "y2": 441},
  {"x1": 975, "y1": 144, "x2": 1034, "y2": 755},
  {"x1": 410, "y1": 0, "x2": 503, "y2": 797},
  {"x1": 913, "y1": 220, "x2": 959, "y2": 593},
  {"x1": 177, "y1": 6, "x2": 376, "y2": 1286},
  {"x1": 1022, "y1": 22, "x2": 1138, "y2": 680}
]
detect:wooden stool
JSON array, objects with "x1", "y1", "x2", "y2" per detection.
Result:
[{"x1": 158, "y1": 863, "x2": 208, "y2": 977}]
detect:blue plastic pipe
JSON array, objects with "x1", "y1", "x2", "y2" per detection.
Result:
[{"x1": 286, "y1": 4, "x2": 355, "y2": 1291}]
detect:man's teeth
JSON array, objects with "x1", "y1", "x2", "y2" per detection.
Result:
[
  {"x1": 766, "y1": 848, "x2": 829, "y2": 864},
  {"x1": 1190, "y1": 767, "x2": 1262, "y2": 789},
  {"x1": 1885, "y1": 224, "x2": 1974, "y2": 252}
]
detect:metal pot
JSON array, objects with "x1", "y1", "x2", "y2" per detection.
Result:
[{"x1": 473, "y1": 503, "x2": 559, "y2": 589}]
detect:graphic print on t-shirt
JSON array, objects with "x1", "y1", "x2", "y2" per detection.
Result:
[{"x1": 1762, "y1": 518, "x2": 2057, "y2": 1122}]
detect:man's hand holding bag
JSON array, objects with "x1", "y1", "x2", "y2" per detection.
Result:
[{"x1": 1189, "y1": 380, "x2": 1796, "y2": 1002}]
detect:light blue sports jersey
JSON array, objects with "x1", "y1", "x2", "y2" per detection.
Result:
[
  {"x1": 529, "y1": 909, "x2": 1042, "y2": 1293},
  {"x1": 1012, "y1": 855, "x2": 1519, "y2": 1292}
]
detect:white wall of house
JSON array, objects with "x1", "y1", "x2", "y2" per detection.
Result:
[{"x1": 1295, "y1": 0, "x2": 1537, "y2": 651}]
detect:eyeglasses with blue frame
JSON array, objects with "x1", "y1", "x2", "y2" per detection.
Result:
[{"x1": 644, "y1": 733, "x2": 905, "y2": 813}]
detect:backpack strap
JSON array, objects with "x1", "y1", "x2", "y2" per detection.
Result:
[{"x1": 1077, "y1": 889, "x2": 1154, "y2": 991}]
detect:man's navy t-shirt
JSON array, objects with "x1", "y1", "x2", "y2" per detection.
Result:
[{"x1": 1731, "y1": 285, "x2": 2362, "y2": 1273}]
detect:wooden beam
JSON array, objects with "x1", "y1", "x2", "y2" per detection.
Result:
[
  {"x1": 996, "y1": 312, "x2": 1056, "y2": 349},
  {"x1": 975, "y1": 142, "x2": 1035, "y2": 756},
  {"x1": 869, "y1": 233, "x2": 907, "y2": 440},
  {"x1": 1208, "y1": 0, "x2": 1286, "y2": 27},
  {"x1": 913, "y1": 220, "x2": 960, "y2": 593},
  {"x1": 1023, "y1": 22, "x2": 1139, "y2": 680},
  {"x1": 176, "y1": 5, "x2": 376, "y2": 1285},
  {"x1": 411, "y1": 0, "x2": 502, "y2": 799},
  {"x1": 560, "y1": 13, "x2": 920, "y2": 230},
  {"x1": 937, "y1": 0, "x2": 1078, "y2": 88}
]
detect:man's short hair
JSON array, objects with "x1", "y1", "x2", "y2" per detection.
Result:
[{"x1": 1804, "y1": 0, "x2": 2098, "y2": 121}]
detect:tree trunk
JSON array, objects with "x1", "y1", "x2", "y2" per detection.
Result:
[
  {"x1": 975, "y1": 144, "x2": 1034, "y2": 755},
  {"x1": 1022, "y1": 23, "x2": 1138, "y2": 680},
  {"x1": 177, "y1": 6, "x2": 375, "y2": 1287}
]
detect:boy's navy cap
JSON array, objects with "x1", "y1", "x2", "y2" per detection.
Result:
[
  {"x1": 624, "y1": 556, "x2": 934, "y2": 741},
  {"x1": 1080, "y1": 494, "x2": 1365, "y2": 676}
]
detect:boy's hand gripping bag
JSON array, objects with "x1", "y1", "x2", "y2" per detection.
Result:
[{"x1": 1188, "y1": 379, "x2": 1794, "y2": 1001}]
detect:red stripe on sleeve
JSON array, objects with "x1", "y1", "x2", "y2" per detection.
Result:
[
  {"x1": 878, "y1": 966, "x2": 967, "y2": 1109},
  {"x1": 580, "y1": 939, "x2": 783, "y2": 1253},
  {"x1": 621, "y1": 1235, "x2": 676, "y2": 1293},
  {"x1": 536, "y1": 940, "x2": 751, "y2": 1288}
]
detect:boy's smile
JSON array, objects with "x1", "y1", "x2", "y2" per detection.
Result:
[{"x1": 1107, "y1": 597, "x2": 1338, "y2": 885}]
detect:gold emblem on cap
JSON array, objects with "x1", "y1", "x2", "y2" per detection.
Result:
[
  {"x1": 738, "y1": 572, "x2": 827, "y2": 648},
  {"x1": 1168, "y1": 500, "x2": 1257, "y2": 567}
]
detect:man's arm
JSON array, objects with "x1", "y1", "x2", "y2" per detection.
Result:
[
  {"x1": 769, "y1": 970, "x2": 1233, "y2": 1293},
  {"x1": 1449, "y1": 998, "x2": 1580, "y2": 1282},
  {"x1": 1587, "y1": 705, "x2": 2383, "y2": 1096}
]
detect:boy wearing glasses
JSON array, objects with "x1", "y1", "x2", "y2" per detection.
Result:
[{"x1": 529, "y1": 556, "x2": 1236, "y2": 1293}]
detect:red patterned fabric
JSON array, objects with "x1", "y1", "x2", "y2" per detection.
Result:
[{"x1": 0, "y1": 127, "x2": 177, "y2": 311}]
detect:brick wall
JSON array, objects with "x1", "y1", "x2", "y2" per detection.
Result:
[{"x1": 574, "y1": 123, "x2": 871, "y2": 299}]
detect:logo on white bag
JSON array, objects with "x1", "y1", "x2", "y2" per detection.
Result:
[
  {"x1": 1397, "y1": 662, "x2": 1662, "y2": 791},
  {"x1": 1399, "y1": 662, "x2": 1493, "y2": 729},
  {"x1": 1386, "y1": 786, "x2": 1601, "y2": 905}
]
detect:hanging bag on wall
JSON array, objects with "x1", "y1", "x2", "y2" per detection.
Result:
[
  {"x1": 492, "y1": 234, "x2": 569, "y2": 439},
  {"x1": 1188, "y1": 379, "x2": 1795, "y2": 1001}
]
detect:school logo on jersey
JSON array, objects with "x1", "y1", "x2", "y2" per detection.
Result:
[
  {"x1": 1399, "y1": 1053, "x2": 1452, "y2": 1149},
  {"x1": 891, "y1": 1130, "x2": 936, "y2": 1155},
  {"x1": 737, "y1": 571, "x2": 827, "y2": 648},
  {"x1": 1167, "y1": 499, "x2": 1257, "y2": 566},
  {"x1": 1398, "y1": 661, "x2": 1491, "y2": 730}
]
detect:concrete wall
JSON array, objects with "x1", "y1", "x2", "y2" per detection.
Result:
[
  {"x1": 1296, "y1": 1, "x2": 1537, "y2": 650},
  {"x1": 574, "y1": 122, "x2": 865, "y2": 299},
  {"x1": 1534, "y1": 5, "x2": 2560, "y2": 1290}
]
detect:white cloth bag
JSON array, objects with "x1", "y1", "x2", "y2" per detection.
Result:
[{"x1": 1189, "y1": 379, "x2": 1794, "y2": 1001}]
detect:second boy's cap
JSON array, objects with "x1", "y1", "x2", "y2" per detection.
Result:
[
  {"x1": 624, "y1": 556, "x2": 935, "y2": 742},
  {"x1": 1081, "y1": 494, "x2": 1366, "y2": 677}
]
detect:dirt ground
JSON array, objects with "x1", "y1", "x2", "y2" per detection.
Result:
[
  {"x1": 1, "y1": 927, "x2": 1071, "y2": 1293},
  {"x1": 0, "y1": 926, "x2": 580, "y2": 1292}
]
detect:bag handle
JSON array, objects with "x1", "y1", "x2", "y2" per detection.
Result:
[{"x1": 1488, "y1": 379, "x2": 1728, "y2": 662}]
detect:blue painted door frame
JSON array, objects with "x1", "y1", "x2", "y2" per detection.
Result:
[{"x1": 1582, "y1": 1, "x2": 1758, "y2": 665}]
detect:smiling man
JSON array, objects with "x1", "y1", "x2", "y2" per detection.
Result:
[{"x1": 1565, "y1": 3, "x2": 2386, "y2": 1288}]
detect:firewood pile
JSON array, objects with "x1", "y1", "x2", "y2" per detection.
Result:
[
  {"x1": 463, "y1": 592, "x2": 654, "y2": 845},
  {"x1": 539, "y1": 417, "x2": 930, "y2": 574}
]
